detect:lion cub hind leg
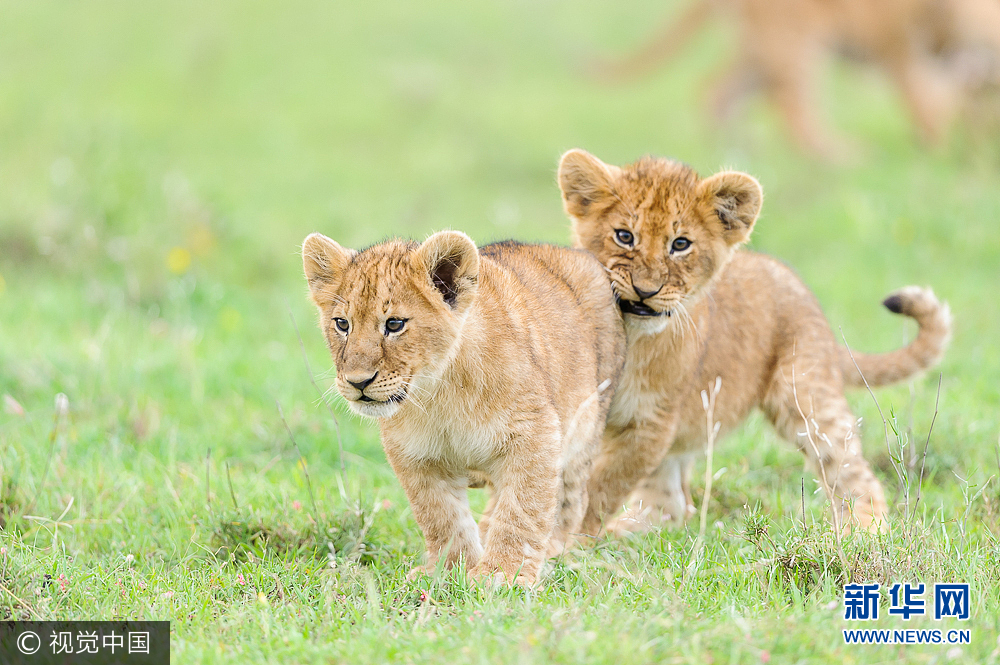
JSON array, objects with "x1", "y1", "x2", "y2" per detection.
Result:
[
  {"x1": 611, "y1": 453, "x2": 697, "y2": 535},
  {"x1": 477, "y1": 491, "x2": 497, "y2": 545},
  {"x1": 764, "y1": 362, "x2": 889, "y2": 534},
  {"x1": 546, "y1": 460, "x2": 589, "y2": 557}
]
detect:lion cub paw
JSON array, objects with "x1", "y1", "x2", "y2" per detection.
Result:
[
  {"x1": 406, "y1": 564, "x2": 438, "y2": 582},
  {"x1": 607, "y1": 513, "x2": 656, "y2": 537},
  {"x1": 469, "y1": 564, "x2": 535, "y2": 589}
]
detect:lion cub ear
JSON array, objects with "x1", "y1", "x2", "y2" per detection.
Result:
[
  {"x1": 697, "y1": 171, "x2": 763, "y2": 246},
  {"x1": 302, "y1": 233, "x2": 355, "y2": 304},
  {"x1": 558, "y1": 149, "x2": 621, "y2": 220},
  {"x1": 414, "y1": 231, "x2": 480, "y2": 312}
]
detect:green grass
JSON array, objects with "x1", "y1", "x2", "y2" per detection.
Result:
[{"x1": 1, "y1": 0, "x2": 999, "y2": 662}]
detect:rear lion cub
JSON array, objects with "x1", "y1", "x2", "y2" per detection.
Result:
[
  {"x1": 558, "y1": 149, "x2": 951, "y2": 535},
  {"x1": 303, "y1": 231, "x2": 625, "y2": 585}
]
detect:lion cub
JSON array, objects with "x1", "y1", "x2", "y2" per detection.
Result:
[
  {"x1": 302, "y1": 231, "x2": 624, "y2": 585},
  {"x1": 558, "y1": 149, "x2": 951, "y2": 534}
]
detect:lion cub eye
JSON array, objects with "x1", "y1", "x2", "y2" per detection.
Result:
[
  {"x1": 385, "y1": 318, "x2": 407, "y2": 334},
  {"x1": 614, "y1": 229, "x2": 635, "y2": 248},
  {"x1": 671, "y1": 237, "x2": 692, "y2": 253},
  {"x1": 333, "y1": 318, "x2": 350, "y2": 333}
]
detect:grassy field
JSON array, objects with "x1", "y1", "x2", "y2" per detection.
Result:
[{"x1": 1, "y1": 0, "x2": 999, "y2": 662}]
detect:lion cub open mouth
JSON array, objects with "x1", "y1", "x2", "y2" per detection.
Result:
[
  {"x1": 353, "y1": 390, "x2": 408, "y2": 418},
  {"x1": 618, "y1": 299, "x2": 670, "y2": 317},
  {"x1": 356, "y1": 391, "x2": 406, "y2": 404}
]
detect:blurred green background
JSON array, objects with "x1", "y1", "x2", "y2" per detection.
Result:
[{"x1": 1, "y1": 1, "x2": 998, "y2": 662}]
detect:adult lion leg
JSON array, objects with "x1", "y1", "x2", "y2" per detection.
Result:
[
  {"x1": 763, "y1": 365, "x2": 889, "y2": 534},
  {"x1": 611, "y1": 453, "x2": 696, "y2": 534},
  {"x1": 884, "y1": 50, "x2": 958, "y2": 145},
  {"x1": 708, "y1": 61, "x2": 761, "y2": 124},
  {"x1": 767, "y1": 70, "x2": 850, "y2": 159},
  {"x1": 754, "y1": 41, "x2": 856, "y2": 160}
]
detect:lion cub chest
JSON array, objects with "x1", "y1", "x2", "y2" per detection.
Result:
[
  {"x1": 607, "y1": 331, "x2": 689, "y2": 429},
  {"x1": 392, "y1": 408, "x2": 508, "y2": 470},
  {"x1": 607, "y1": 358, "x2": 661, "y2": 428}
]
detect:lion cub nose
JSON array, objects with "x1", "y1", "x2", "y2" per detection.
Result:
[
  {"x1": 632, "y1": 283, "x2": 662, "y2": 300},
  {"x1": 345, "y1": 372, "x2": 378, "y2": 391}
]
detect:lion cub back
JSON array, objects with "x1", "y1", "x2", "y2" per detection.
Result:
[
  {"x1": 474, "y1": 241, "x2": 626, "y2": 556},
  {"x1": 479, "y1": 241, "x2": 625, "y2": 420}
]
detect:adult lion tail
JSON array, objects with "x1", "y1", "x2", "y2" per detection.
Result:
[
  {"x1": 840, "y1": 287, "x2": 952, "y2": 388},
  {"x1": 594, "y1": 0, "x2": 714, "y2": 82}
]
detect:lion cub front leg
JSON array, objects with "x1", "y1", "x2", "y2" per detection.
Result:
[
  {"x1": 386, "y1": 453, "x2": 483, "y2": 578},
  {"x1": 612, "y1": 453, "x2": 696, "y2": 535},
  {"x1": 581, "y1": 417, "x2": 679, "y2": 537},
  {"x1": 473, "y1": 440, "x2": 560, "y2": 587}
]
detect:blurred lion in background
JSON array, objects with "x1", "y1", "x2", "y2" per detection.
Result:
[{"x1": 598, "y1": 0, "x2": 1000, "y2": 158}]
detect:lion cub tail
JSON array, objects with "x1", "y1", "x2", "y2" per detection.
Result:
[{"x1": 839, "y1": 286, "x2": 952, "y2": 388}]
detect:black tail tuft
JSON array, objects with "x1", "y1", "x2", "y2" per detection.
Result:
[{"x1": 882, "y1": 294, "x2": 904, "y2": 314}]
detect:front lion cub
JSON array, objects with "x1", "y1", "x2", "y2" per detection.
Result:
[
  {"x1": 558, "y1": 150, "x2": 951, "y2": 534},
  {"x1": 302, "y1": 231, "x2": 624, "y2": 585}
]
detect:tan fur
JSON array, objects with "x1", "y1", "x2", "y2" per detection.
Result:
[
  {"x1": 557, "y1": 149, "x2": 951, "y2": 534},
  {"x1": 302, "y1": 231, "x2": 625, "y2": 585},
  {"x1": 602, "y1": 0, "x2": 1000, "y2": 157}
]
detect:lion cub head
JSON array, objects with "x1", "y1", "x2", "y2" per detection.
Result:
[
  {"x1": 302, "y1": 231, "x2": 479, "y2": 419},
  {"x1": 558, "y1": 149, "x2": 763, "y2": 335}
]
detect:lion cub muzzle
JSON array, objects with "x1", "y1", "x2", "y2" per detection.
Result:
[{"x1": 340, "y1": 370, "x2": 408, "y2": 408}]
